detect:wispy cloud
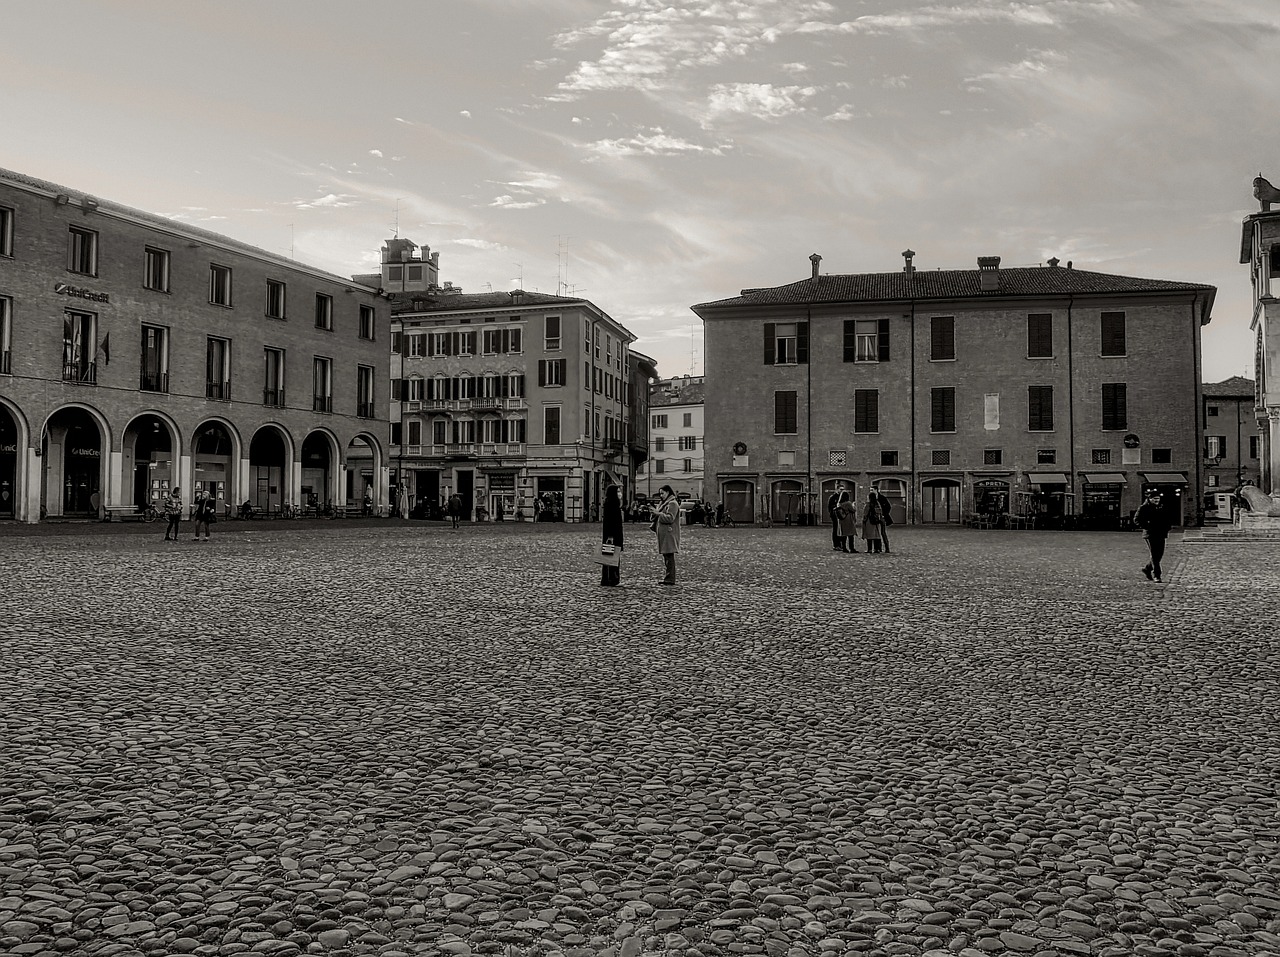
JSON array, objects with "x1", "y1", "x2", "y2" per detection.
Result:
[
  {"x1": 452, "y1": 238, "x2": 506, "y2": 250},
  {"x1": 705, "y1": 82, "x2": 819, "y2": 120},
  {"x1": 584, "y1": 128, "x2": 729, "y2": 158},
  {"x1": 295, "y1": 193, "x2": 358, "y2": 210},
  {"x1": 369, "y1": 149, "x2": 383, "y2": 158},
  {"x1": 489, "y1": 194, "x2": 546, "y2": 209}
]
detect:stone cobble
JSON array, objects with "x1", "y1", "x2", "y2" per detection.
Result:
[{"x1": 0, "y1": 523, "x2": 1278, "y2": 957}]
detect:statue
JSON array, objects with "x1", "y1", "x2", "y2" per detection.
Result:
[
  {"x1": 1254, "y1": 174, "x2": 1280, "y2": 212},
  {"x1": 1239, "y1": 485, "x2": 1280, "y2": 517}
]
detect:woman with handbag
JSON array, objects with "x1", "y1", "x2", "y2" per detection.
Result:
[
  {"x1": 600, "y1": 484, "x2": 623, "y2": 587},
  {"x1": 862, "y1": 495, "x2": 884, "y2": 554},
  {"x1": 836, "y1": 490, "x2": 859, "y2": 553}
]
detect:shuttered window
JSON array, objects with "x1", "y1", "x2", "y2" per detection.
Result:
[
  {"x1": 1027, "y1": 314, "x2": 1052, "y2": 358},
  {"x1": 1101, "y1": 312, "x2": 1126, "y2": 356},
  {"x1": 930, "y1": 316, "x2": 955, "y2": 360},
  {"x1": 930, "y1": 387, "x2": 955, "y2": 433},
  {"x1": 1102, "y1": 383, "x2": 1127, "y2": 430},
  {"x1": 1027, "y1": 386, "x2": 1054, "y2": 431},
  {"x1": 854, "y1": 389, "x2": 878, "y2": 433},
  {"x1": 844, "y1": 319, "x2": 891, "y2": 362},
  {"x1": 774, "y1": 391, "x2": 798, "y2": 434}
]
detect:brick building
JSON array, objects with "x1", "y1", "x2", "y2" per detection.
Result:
[
  {"x1": 1241, "y1": 187, "x2": 1280, "y2": 496},
  {"x1": 637, "y1": 375, "x2": 705, "y2": 502},
  {"x1": 368, "y1": 239, "x2": 644, "y2": 522},
  {"x1": 1201, "y1": 377, "x2": 1261, "y2": 509},
  {"x1": 693, "y1": 252, "x2": 1215, "y2": 528},
  {"x1": 0, "y1": 167, "x2": 389, "y2": 524}
]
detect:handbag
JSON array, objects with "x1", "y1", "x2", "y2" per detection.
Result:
[{"x1": 593, "y1": 539, "x2": 621, "y2": 567}]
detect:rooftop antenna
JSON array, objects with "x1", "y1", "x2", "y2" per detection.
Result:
[
  {"x1": 689, "y1": 330, "x2": 698, "y2": 374},
  {"x1": 512, "y1": 263, "x2": 523, "y2": 290},
  {"x1": 482, "y1": 282, "x2": 492, "y2": 292},
  {"x1": 288, "y1": 224, "x2": 294, "y2": 259},
  {"x1": 392, "y1": 200, "x2": 400, "y2": 238},
  {"x1": 556, "y1": 235, "x2": 572, "y2": 296}
]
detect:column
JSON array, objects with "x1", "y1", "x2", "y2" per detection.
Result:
[{"x1": 1269, "y1": 409, "x2": 1280, "y2": 497}]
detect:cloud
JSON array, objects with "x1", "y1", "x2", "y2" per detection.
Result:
[
  {"x1": 584, "y1": 128, "x2": 728, "y2": 158},
  {"x1": 369, "y1": 149, "x2": 383, "y2": 158},
  {"x1": 823, "y1": 103, "x2": 860, "y2": 122},
  {"x1": 295, "y1": 193, "x2": 358, "y2": 210},
  {"x1": 705, "y1": 82, "x2": 819, "y2": 119},
  {"x1": 489, "y1": 194, "x2": 546, "y2": 209},
  {"x1": 460, "y1": 110, "x2": 472, "y2": 118},
  {"x1": 452, "y1": 239, "x2": 506, "y2": 250},
  {"x1": 964, "y1": 51, "x2": 1066, "y2": 89}
]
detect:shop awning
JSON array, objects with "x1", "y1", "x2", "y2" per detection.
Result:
[
  {"x1": 1142, "y1": 472, "x2": 1188, "y2": 485},
  {"x1": 1081, "y1": 472, "x2": 1128, "y2": 485},
  {"x1": 1026, "y1": 472, "x2": 1069, "y2": 485}
]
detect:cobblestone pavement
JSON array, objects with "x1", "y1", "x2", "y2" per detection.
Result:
[{"x1": 1, "y1": 521, "x2": 1278, "y2": 957}]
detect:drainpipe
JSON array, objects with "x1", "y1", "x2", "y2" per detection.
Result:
[
  {"x1": 909, "y1": 300, "x2": 916, "y2": 523},
  {"x1": 1066, "y1": 294, "x2": 1075, "y2": 511},
  {"x1": 806, "y1": 300, "x2": 813, "y2": 526}
]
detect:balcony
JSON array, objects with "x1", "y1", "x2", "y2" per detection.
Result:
[
  {"x1": 263, "y1": 387, "x2": 286, "y2": 408},
  {"x1": 357, "y1": 402, "x2": 376, "y2": 419},
  {"x1": 140, "y1": 371, "x2": 170, "y2": 393},
  {"x1": 313, "y1": 395, "x2": 332, "y2": 413},
  {"x1": 205, "y1": 380, "x2": 231, "y2": 401},
  {"x1": 63, "y1": 361, "x2": 97, "y2": 384}
]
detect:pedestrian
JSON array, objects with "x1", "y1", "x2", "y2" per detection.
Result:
[
  {"x1": 652, "y1": 484, "x2": 681, "y2": 585},
  {"x1": 875, "y1": 490, "x2": 894, "y2": 553},
  {"x1": 715, "y1": 501, "x2": 725, "y2": 527},
  {"x1": 496, "y1": 499, "x2": 505, "y2": 522},
  {"x1": 163, "y1": 487, "x2": 183, "y2": 542},
  {"x1": 193, "y1": 490, "x2": 217, "y2": 541},
  {"x1": 862, "y1": 494, "x2": 884, "y2": 553},
  {"x1": 836, "y1": 490, "x2": 859, "y2": 552},
  {"x1": 363, "y1": 487, "x2": 373, "y2": 516},
  {"x1": 1135, "y1": 490, "x2": 1173, "y2": 582},
  {"x1": 600, "y1": 483, "x2": 624, "y2": 587},
  {"x1": 827, "y1": 485, "x2": 843, "y2": 551},
  {"x1": 447, "y1": 492, "x2": 463, "y2": 529}
]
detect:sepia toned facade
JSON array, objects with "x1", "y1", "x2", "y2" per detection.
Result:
[
  {"x1": 637, "y1": 375, "x2": 705, "y2": 501},
  {"x1": 1201, "y1": 377, "x2": 1261, "y2": 511},
  {"x1": 694, "y1": 252, "x2": 1215, "y2": 528},
  {"x1": 0, "y1": 167, "x2": 389, "y2": 524},
  {"x1": 1240, "y1": 186, "x2": 1280, "y2": 497},
  {"x1": 373, "y1": 239, "x2": 645, "y2": 522}
]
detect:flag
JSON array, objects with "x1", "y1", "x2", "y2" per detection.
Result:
[{"x1": 97, "y1": 333, "x2": 110, "y2": 366}]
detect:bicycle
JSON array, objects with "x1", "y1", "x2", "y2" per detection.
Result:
[{"x1": 142, "y1": 504, "x2": 158, "y2": 523}]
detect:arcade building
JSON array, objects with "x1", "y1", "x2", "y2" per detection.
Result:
[{"x1": 0, "y1": 168, "x2": 389, "y2": 523}]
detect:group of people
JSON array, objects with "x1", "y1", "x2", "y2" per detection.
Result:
[
  {"x1": 162, "y1": 487, "x2": 217, "y2": 542},
  {"x1": 600, "y1": 483, "x2": 681, "y2": 587},
  {"x1": 828, "y1": 487, "x2": 893, "y2": 554}
]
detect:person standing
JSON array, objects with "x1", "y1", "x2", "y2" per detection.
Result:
[
  {"x1": 827, "y1": 485, "x2": 843, "y2": 551},
  {"x1": 600, "y1": 484, "x2": 624, "y2": 587},
  {"x1": 163, "y1": 487, "x2": 183, "y2": 542},
  {"x1": 447, "y1": 492, "x2": 463, "y2": 529},
  {"x1": 652, "y1": 484, "x2": 681, "y2": 585},
  {"x1": 1135, "y1": 490, "x2": 1173, "y2": 582},
  {"x1": 875, "y1": 490, "x2": 894, "y2": 553},
  {"x1": 193, "y1": 490, "x2": 217, "y2": 542},
  {"x1": 836, "y1": 491, "x2": 859, "y2": 552},
  {"x1": 862, "y1": 494, "x2": 884, "y2": 553}
]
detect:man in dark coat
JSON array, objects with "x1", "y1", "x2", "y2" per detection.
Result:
[
  {"x1": 827, "y1": 486, "x2": 843, "y2": 550},
  {"x1": 1135, "y1": 491, "x2": 1173, "y2": 582}
]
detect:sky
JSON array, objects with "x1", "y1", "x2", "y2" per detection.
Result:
[{"x1": 4, "y1": 0, "x2": 1278, "y2": 382}]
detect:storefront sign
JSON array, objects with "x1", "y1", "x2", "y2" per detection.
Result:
[
  {"x1": 0, "y1": 443, "x2": 16, "y2": 453},
  {"x1": 54, "y1": 282, "x2": 110, "y2": 303},
  {"x1": 70, "y1": 447, "x2": 101, "y2": 457}
]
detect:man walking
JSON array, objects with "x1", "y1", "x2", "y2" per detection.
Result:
[{"x1": 1135, "y1": 490, "x2": 1173, "y2": 582}]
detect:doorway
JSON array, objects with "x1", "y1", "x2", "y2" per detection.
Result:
[{"x1": 922, "y1": 478, "x2": 960, "y2": 524}]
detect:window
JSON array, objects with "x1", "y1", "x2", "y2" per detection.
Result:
[
  {"x1": 1272, "y1": 245, "x2": 1280, "y2": 278},
  {"x1": 432, "y1": 419, "x2": 447, "y2": 445},
  {"x1": 62, "y1": 310, "x2": 97, "y2": 383},
  {"x1": 144, "y1": 247, "x2": 170, "y2": 292},
  {"x1": 357, "y1": 365, "x2": 376, "y2": 418},
  {"x1": 262, "y1": 347, "x2": 285, "y2": 406},
  {"x1": 854, "y1": 389, "x2": 878, "y2": 433},
  {"x1": 0, "y1": 297, "x2": 10, "y2": 374},
  {"x1": 683, "y1": 458, "x2": 693, "y2": 472},
  {"x1": 1152, "y1": 448, "x2": 1172, "y2": 464},
  {"x1": 313, "y1": 357, "x2": 333, "y2": 412},
  {"x1": 1100, "y1": 312, "x2": 1126, "y2": 356},
  {"x1": 0, "y1": 205, "x2": 12, "y2": 257},
  {"x1": 315, "y1": 293, "x2": 332, "y2": 330},
  {"x1": 1027, "y1": 313, "x2": 1052, "y2": 358},
  {"x1": 764, "y1": 322, "x2": 807, "y2": 365},
  {"x1": 538, "y1": 358, "x2": 565, "y2": 387},
  {"x1": 931, "y1": 450, "x2": 951, "y2": 466},
  {"x1": 828, "y1": 450, "x2": 847, "y2": 467},
  {"x1": 930, "y1": 316, "x2": 955, "y2": 361},
  {"x1": 1101, "y1": 383, "x2": 1127, "y2": 430},
  {"x1": 844, "y1": 318, "x2": 890, "y2": 362},
  {"x1": 266, "y1": 280, "x2": 286, "y2": 320},
  {"x1": 774, "y1": 391, "x2": 798, "y2": 434},
  {"x1": 682, "y1": 412, "x2": 692, "y2": 428},
  {"x1": 930, "y1": 387, "x2": 955, "y2": 433},
  {"x1": 388, "y1": 265, "x2": 403, "y2": 282},
  {"x1": 457, "y1": 330, "x2": 476, "y2": 356},
  {"x1": 654, "y1": 437, "x2": 665, "y2": 452},
  {"x1": 1206, "y1": 405, "x2": 1219, "y2": 418},
  {"x1": 1027, "y1": 386, "x2": 1054, "y2": 431},
  {"x1": 1251, "y1": 435, "x2": 1261, "y2": 459},
  {"x1": 881, "y1": 450, "x2": 899, "y2": 467},
  {"x1": 205, "y1": 337, "x2": 230, "y2": 399},
  {"x1": 484, "y1": 328, "x2": 522, "y2": 354},
  {"x1": 209, "y1": 264, "x2": 232, "y2": 305},
  {"x1": 543, "y1": 406, "x2": 561, "y2": 444},
  {"x1": 406, "y1": 421, "x2": 420, "y2": 446},
  {"x1": 391, "y1": 422, "x2": 403, "y2": 446},
  {"x1": 406, "y1": 334, "x2": 426, "y2": 358},
  {"x1": 140, "y1": 325, "x2": 169, "y2": 393},
  {"x1": 1037, "y1": 449, "x2": 1057, "y2": 464},
  {"x1": 652, "y1": 414, "x2": 668, "y2": 429},
  {"x1": 545, "y1": 316, "x2": 561, "y2": 350},
  {"x1": 404, "y1": 377, "x2": 424, "y2": 401},
  {"x1": 428, "y1": 331, "x2": 450, "y2": 356},
  {"x1": 391, "y1": 331, "x2": 402, "y2": 355},
  {"x1": 1205, "y1": 435, "x2": 1227, "y2": 459},
  {"x1": 1091, "y1": 448, "x2": 1111, "y2": 465},
  {"x1": 68, "y1": 227, "x2": 97, "y2": 276},
  {"x1": 654, "y1": 459, "x2": 665, "y2": 474},
  {"x1": 983, "y1": 449, "x2": 1003, "y2": 466},
  {"x1": 678, "y1": 435, "x2": 697, "y2": 451}
]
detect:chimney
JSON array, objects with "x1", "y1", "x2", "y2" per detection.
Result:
[
  {"x1": 809, "y1": 253, "x2": 822, "y2": 280},
  {"x1": 1047, "y1": 257, "x2": 1060, "y2": 268},
  {"x1": 977, "y1": 256, "x2": 1001, "y2": 292},
  {"x1": 902, "y1": 248, "x2": 916, "y2": 277}
]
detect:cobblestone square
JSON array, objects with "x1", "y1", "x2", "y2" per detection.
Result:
[{"x1": 1, "y1": 522, "x2": 1278, "y2": 957}]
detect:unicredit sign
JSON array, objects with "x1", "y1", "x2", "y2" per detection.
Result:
[{"x1": 54, "y1": 283, "x2": 110, "y2": 304}]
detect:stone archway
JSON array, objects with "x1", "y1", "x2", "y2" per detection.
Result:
[
  {"x1": 301, "y1": 430, "x2": 339, "y2": 511},
  {"x1": 0, "y1": 401, "x2": 24, "y2": 520},
  {"x1": 192, "y1": 420, "x2": 239, "y2": 513},
  {"x1": 249, "y1": 425, "x2": 293, "y2": 514},
  {"x1": 122, "y1": 413, "x2": 178, "y2": 510},
  {"x1": 344, "y1": 432, "x2": 383, "y2": 515},
  {"x1": 42, "y1": 406, "x2": 109, "y2": 519}
]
